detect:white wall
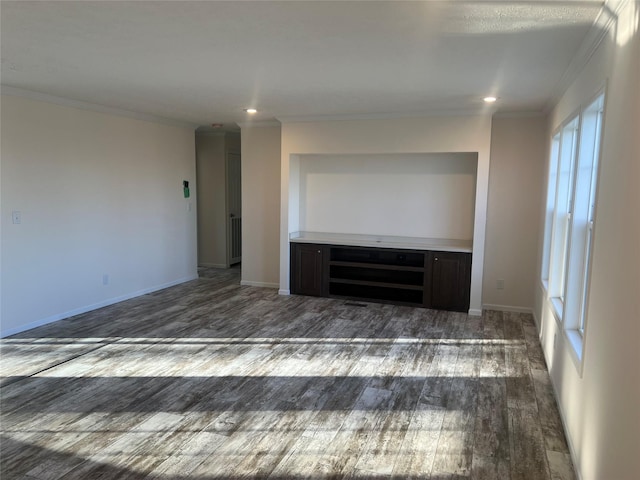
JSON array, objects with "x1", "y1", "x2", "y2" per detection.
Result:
[
  {"x1": 534, "y1": 2, "x2": 640, "y2": 479},
  {"x1": 297, "y1": 153, "x2": 477, "y2": 240},
  {"x1": 0, "y1": 94, "x2": 197, "y2": 337},
  {"x1": 484, "y1": 116, "x2": 547, "y2": 311},
  {"x1": 280, "y1": 115, "x2": 492, "y2": 315},
  {"x1": 240, "y1": 125, "x2": 281, "y2": 288}
]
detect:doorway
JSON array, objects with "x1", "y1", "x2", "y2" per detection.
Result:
[
  {"x1": 195, "y1": 131, "x2": 241, "y2": 270},
  {"x1": 226, "y1": 151, "x2": 242, "y2": 266}
]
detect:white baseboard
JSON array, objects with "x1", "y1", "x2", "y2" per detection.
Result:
[
  {"x1": 485, "y1": 303, "x2": 579, "y2": 477},
  {"x1": 0, "y1": 274, "x2": 199, "y2": 338},
  {"x1": 482, "y1": 304, "x2": 534, "y2": 314},
  {"x1": 240, "y1": 280, "x2": 279, "y2": 289},
  {"x1": 531, "y1": 308, "x2": 541, "y2": 329},
  {"x1": 548, "y1": 367, "x2": 583, "y2": 480},
  {"x1": 198, "y1": 262, "x2": 227, "y2": 269},
  {"x1": 278, "y1": 289, "x2": 291, "y2": 296},
  {"x1": 468, "y1": 308, "x2": 483, "y2": 317}
]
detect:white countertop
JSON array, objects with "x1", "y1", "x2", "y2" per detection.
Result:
[{"x1": 289, "y1": 231, "x2": 472, "y2": 253}]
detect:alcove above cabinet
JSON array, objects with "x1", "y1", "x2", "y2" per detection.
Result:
[{"x1": 290, "y1": 237, "x2": 471, "y2": 313}]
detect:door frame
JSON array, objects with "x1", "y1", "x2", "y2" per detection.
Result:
[{"x1": 225, "y1": 151, "x2": 242, "y2": 267}]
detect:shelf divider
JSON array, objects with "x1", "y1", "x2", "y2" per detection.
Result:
[
  {"x1": 329, "y1": 277, "x2": 424, "y2": 291},
  {"x1": 329, "y1": 260, "x2": 424, "y2": 272}
]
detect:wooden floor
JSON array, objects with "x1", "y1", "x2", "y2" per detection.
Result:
[{"x1": 0, "y1": 267, "x2": 575, "y2": 480}]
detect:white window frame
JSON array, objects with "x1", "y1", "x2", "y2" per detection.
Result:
[
  {"x1": 548, "y1": 115, "x2": 580, "y2": 319},
  {"x1": 541, "y1": 133, "x2": 560, "y2": 289},
  {"x1": 564, "y1": 94, "x2": 604, "y2": 343},
  {"x1": 542, "y1": 89, "x2": 606, "y2": 370}
]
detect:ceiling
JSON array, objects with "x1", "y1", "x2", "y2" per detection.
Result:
[{"x1": 1, "y1": 1, "x2": 606, "y2": 130}]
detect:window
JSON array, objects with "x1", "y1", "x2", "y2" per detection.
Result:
[
  {"x1": 565, "y1": 95, "x2": 604, "y2": 336},
  {"x1": 548, "y1": 117, "x2": 579, "y2": 314},
  {"x1": 542, "y1": 92, "x2": 605, "y2": 360},
  {"x1": 541, "y1": 134, "x2": 560, "y2": 287}
]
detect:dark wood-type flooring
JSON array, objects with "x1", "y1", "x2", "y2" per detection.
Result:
[{"x1": 0, "y1": 266, "x2": 575, "y2": 479}]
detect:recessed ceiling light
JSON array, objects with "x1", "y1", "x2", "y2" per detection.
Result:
[
  {"x1": 244, "y1": 108, "x2": 258, "y2": 114},
  {"x1": 483, "y1": 96, "x2": 498, "y2": 103}
]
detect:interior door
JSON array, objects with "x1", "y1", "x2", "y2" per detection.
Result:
[{"x1": 227, "y1": 152, "x2": 242, "y2": 266}]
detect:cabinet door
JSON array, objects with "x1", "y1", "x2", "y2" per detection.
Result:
[
  {"x1": 291, "y1": 244, "x2": 324, "y2": 297},
  {"x1": 428, "y1": 251, "x2": 471, "y2": 312}
]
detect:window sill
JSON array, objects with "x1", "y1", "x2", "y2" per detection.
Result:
[
  {"x1": 541, "y1": 279, "x2": 549, "y2": 292},
  {"x1": 550, "y1": 297, "x2": 564, "y2": 324},
  {"x1": 565, "y1": 329, "x2": 585, "y2": 377}
]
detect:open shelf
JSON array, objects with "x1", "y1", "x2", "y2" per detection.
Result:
[
  {"x1": 329, "y1": 278, "x2": 424, "y2": 291},
  {"x1": 330, "y1": 265, "x2": 424, "y2": 287},
  {"x1": 328, "y1": 246, "x2": 426, "y2": 305},
  {"x1": 329, "y1": 260, "x2": 424, "y2": 272},
  {"x1": 330, "y1": 246, "x2": 425, "y2": 268},
  {"x1": 329, "y1": 282, "x2": 424, "y2": 305}
]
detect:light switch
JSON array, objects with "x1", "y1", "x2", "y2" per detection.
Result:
[{"x1": 12, "y1": 211, "x2": 21, "y2": 224}]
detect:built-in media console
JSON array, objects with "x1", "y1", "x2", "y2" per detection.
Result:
[{"x1": 290, "y1": 232, "x2": 472, "y2": 312}]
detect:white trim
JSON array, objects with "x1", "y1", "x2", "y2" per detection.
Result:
[
  {"x1": 541, "y1": 278, "x2": 549, "y2": 292},
  {"x1": 198, "y1": 263, "x2": 227, "y2": 269},
  {"x1": 532, "y1": 308, "x2": 541, "y2": 330},
  {"x1": 545, "y1": 0, "x2": 627, "y2": 112},
  {"x1": 257, "y1": 111, "x2": 545, "y2": 126},
  {"x1": 0, "y1": 86, "x2": 199, "y2": 130},
  {"x1": 237, "y1": 120, "x2": 282, "y2": 129},
  {"x1": 278, "y1": 289, "x2": 291, "y2": 296},
  {"x1": 533, "y1": 298, "x2": 580, "y2": 477},
  {"x1": 482, "y1": 304, "x2": 534, "y2": 314},
  {"x1": 468, "y1": 308, "x2": 483, "y2": 317},
  {"x1": 240, "y1": 280, "x2": 279, "y2": 289},
  {"x1": 565, "y1": 328, "x2": 585, "y2": 377},
  {"x1": 548, "y1": 366, "x2": 584, "y2": 480},
  {"x1": 493, "y1": 111, "x2": 547, "y2": 119},
  {"x1": 550, "y1": 296, "x2": 564, "y2": 323},
  {"x1": 276, "y1": 108, "x2": 497, "y2": 124},
  {"x1": 0, "y1": 275, "x2": 199, "y2": 338}
]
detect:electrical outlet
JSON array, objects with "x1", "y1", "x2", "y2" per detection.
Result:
[
  {"x1": 102, "y1": 274, "x2": 110, "y2": 286},
  {"x1": 496, "y1": 279, "x2": 505, "y2": 290},
  {"x1": 12, "y1": 211, "x2": 21, "y2": 224}
]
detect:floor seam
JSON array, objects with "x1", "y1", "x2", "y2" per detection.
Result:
[{"x1": 0, "y1": 338, "x2": 121, "y2": 389}]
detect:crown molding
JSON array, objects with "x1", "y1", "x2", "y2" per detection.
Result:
[
  {"x1": 236, "y1": 120, "x2": 282, "y2": 129},
  {"x1": 493, "y1": 110, "x2": 548, "y2": 119},
  {"x1": 545, "y1": 0, "x2": 630, "y2": 112},
  {"x1": 275, "y1": 108, "x2": 496, "y2": 124},
  {"x1": 0, "y1": 85, "x2": 200, "y2": 130}
]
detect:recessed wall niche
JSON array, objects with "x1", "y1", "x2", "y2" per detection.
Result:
[{"x1": 291, "y1": 152, "x2": 478, "y2": 241}]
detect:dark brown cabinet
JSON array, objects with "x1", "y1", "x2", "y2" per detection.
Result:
[
  {"x1": 425, "y1": 251, "x2": 472, "y2": 312},
  {"x1": 290, "y1": 242, "x2": 471, "y2": 312},
  {"x1": 290, "y1": 243, "x2": 326, "y2": 297}
]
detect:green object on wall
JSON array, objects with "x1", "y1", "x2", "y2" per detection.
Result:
[
  {"x1": 183, "y1": 180, "x2": 190, "y2": 198},
  {"x1": 184, "y1": 187, "x2": 190, "y2": 198}
]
